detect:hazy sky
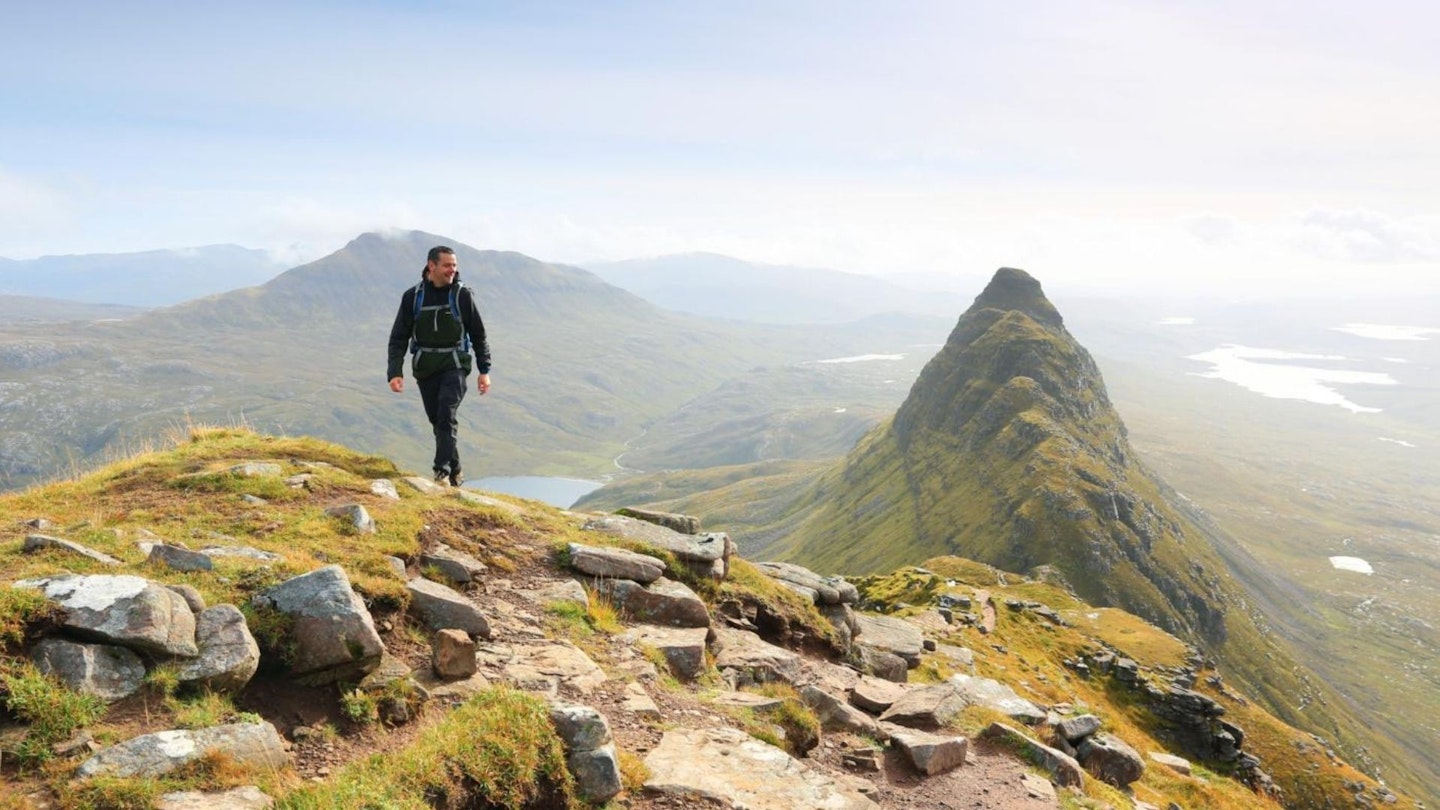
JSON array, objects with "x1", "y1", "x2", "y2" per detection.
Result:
[{"x1": 3, "y1": 1, "x2": 1438, "y2": 297}]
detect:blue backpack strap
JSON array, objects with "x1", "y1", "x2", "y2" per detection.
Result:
[{"x1": 450, "y1": 282, "x2": 472, "y2": 354}]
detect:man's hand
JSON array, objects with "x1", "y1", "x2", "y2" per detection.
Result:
[
  {"x1": 389, "y1": 377, "x2": 404, "y2": 393},
  {"x1": 477, "y1": 373, "x2": 491, "y2": 395}
]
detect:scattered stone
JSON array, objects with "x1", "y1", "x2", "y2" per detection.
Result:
[
  {"x1": 148, "y1": 544, "x2": 214, "y2": 573},
  {"x1": 432, "y1": 628, "x2": 478, "y2": 680},
  {"x1": 593, "y1": 577, "x2": 710, "y2": 628},
  {"x1": 406, "y1": 577, "x2": 492, "y2": 639},
  {"x1": 23, "y1": 517, "x2": 55, "y2": 530},
  {"x1": 177, "y1": 605, "x2": 261, "y2": 693},
  {"x1": 934, "y1": 643, "x2": 975, "y2": 671},
  {"x1": 858, "y1": 646, "x2": 908, "y2": 682},
  {"x1": 22, "y1": 534, "x2": 122, "y2": 566},
  {"x1": 1056, "y1": 713, "x2": 1103, "y2": 742},
  {"x1": 622, "y1": 682, "x2": 662, "y2": 718},
  {"x1": 981, "y1": 722, "x2": 1083, "y2": 787},
  {"x1": 1020, "y1": 773, "x2": 1057, "y2": 801},
  {"x1": 528, "y1": 578, "x2": 589, "y2": 609},
  {"x1": 644, "y1": 727, "x2": 876, "y2": 809},
  {"x1": 384, "y1": 556, "x2": 407, "y2": 578},
  {"x1": 32, "y1": 638, "x2": 145, "y2": 702},
  {"x1": 418, "y1": 542, "x2": 488, "y2": 584},
  {"x1": 324, "y1": 504, "x2": 375, "y2": 534},
  {"x1": 285, "y1": 474, "x2": 314, "y2": 489},
  {"x1": 621, "y1": 625, "x2": 710, "y2": 681},
  {"x1": 569, "y1": 743, "x2": 623, "y2": 803},
  {"x1": 881, "y1": 722, "x2": 968, "y2": 775},
  {"x1": 239, "y1": 494, "x2": 268, "y2": 506},
  {"x1": 1149, "y1": 751, "x2": 1193, "y2": 775},
  {"x1": 1077, "y1": 732, "x2": 1145, "y2": 787},
  {"x1": 77, "y1": 722, "x2": 289, "y2": 779},
  {"x1": 15, "y1": 574, "x2": 198, "y2": 657},
  {"x1": 713, "y1": 627, "x2": 803, "y2": 687},
  {"x1": 453, "y1": 488, "x2": 526, "y2": 514},
  {"x1": 566, "y1": 542, "x2": 666, "y2": 583},
  {"x1": 800, "y1": 685, "x2": 882, "y2": 736},
  {"x1": 251, "y1": 565, "x2": 384, "y2": 685},
  {"x1": 369, "y1": 479, "x2": 400, "y2": 500},
  {"x1": 402, "y1": 475, "x2": 446, "y2": 495},
  {"x1": 156, "y1": 786, "x2": 275, "y2": 809},
  {"x1": 711, "y1": 691, "x2": 785, "y2": 711},
  {"x1": 843, "y1": 747, "x2": 883, "y2": 772}
]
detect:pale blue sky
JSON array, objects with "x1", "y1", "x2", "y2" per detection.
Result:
[{"x1": 3, "y1": 1, "x2": 1438, "y2": 296}]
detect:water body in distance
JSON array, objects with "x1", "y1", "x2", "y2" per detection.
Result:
[{"x1": 469, "y1": 476, "x2": 604, "y2": 508}]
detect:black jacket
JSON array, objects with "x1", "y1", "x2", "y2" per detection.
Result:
[{"x1": 386, "y1": 278, "x2": 491, "y2": 380}]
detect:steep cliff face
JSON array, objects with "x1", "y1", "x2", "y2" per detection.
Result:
[{"x1": 770, "y1": 268, "x2": 1236, "y2": 646}]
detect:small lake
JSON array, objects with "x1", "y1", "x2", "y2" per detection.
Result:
[{"x1": 468, "y1": 476, "x2": 604, "y2": 508}]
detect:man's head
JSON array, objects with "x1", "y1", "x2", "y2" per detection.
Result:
[{"x1": 425, "y1": 246, "x2": 458, "y2": 287}]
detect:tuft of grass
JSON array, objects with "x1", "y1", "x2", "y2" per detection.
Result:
[
  {"x1": 0, "y1": 661, "x2": 107, "y2": 767},
  {"x1": 617, "y1": 748, "x2": 651, "y2": 793},
  {"x1": 277, "y1": 687, "x2": 577, "y2": 809},
  {"x1": 340, "y1": 688, "x2": 379, "y2": 726},
  {"x1": 167, "y1": 690, "x2": 242, "y2": 729},
  {"x1": 0, "y1": 588, "x2": 54, "y2": 650},
  {"x1": 584, "y1": 587, "x2": 623, "y2": 634},
  {"x1": 54, "y1": 776, "x2": 163, "y2": 810},
  {"x1": 143, "y1": 662, "x2": 182, "y2": 699}
]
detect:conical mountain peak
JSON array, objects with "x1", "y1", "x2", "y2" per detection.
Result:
[{"x1": 965, "y1": 266, "x2": 1063, "y2": 328}]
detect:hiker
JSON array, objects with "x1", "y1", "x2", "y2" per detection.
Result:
[{"x1": 386, "y1": 245, "x2": 492, "y2": 487}]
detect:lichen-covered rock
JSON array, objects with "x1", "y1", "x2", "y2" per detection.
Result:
[
  {"x1": 77, "y1": 722, "x2": 289, "y2": 779},
  {"x1": 251, "y1": 565, "x2": 383, "y2": 685},
  {"x1": 713, "y1": 627, "x2": 802, "y2": 687},
  {"x1": 176, "y1": 605, "x2": 260, "y2": 692},
  {"x1": 1077, "y1": 732, "x2": 1145, "y2": 787},
  {"x1": 15, "y1": 574, "x2": 197, "y2": 657},
  {"x1": 855, "y1": 614, "x2": 924, "y2": 666},
  {"x1": 593, "y1": 577, "x2": 710, "y2": 628},
  {"x1": 32, "y1": 638, "x2": 145, "y2": 702}
]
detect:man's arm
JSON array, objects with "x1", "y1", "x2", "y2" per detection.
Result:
[
  {"x1": 460, "y1": 287, "x2": 491, "y2": 375},
  {"x1": 386, "y1": 289, "x2": 414, "y2": 387}
]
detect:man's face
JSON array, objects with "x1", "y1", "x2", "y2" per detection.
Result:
[{"x1": 427, "y1": 254, "x2": 458, "y2": 287}]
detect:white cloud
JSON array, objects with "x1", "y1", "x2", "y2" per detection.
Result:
[{"x1": 1295, "y1": 207, "x2": 1440, "y2": 262}]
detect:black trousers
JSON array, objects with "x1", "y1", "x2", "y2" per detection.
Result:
[{"x1": 418, "y1": 368, "x2": 467, "y2": 474}]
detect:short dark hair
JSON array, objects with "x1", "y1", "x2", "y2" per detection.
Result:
[{"x1": 422, "y1": 245, "x2": 456, "y2": 277}]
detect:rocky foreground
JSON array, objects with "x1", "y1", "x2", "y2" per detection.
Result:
[{"x1": 0, "y1": 432, "x2": 1411, "y2": 809}]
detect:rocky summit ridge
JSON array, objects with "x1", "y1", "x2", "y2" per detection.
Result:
[{"x1": 0, "y1": 429, "x2": 1414, "y2": 809}]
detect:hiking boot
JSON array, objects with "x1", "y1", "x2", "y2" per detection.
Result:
[
  {"x1": 449, "y1": 470, "x2": 464, "y2": 488},
  {"x1": 434, "y1": 470, "x2": 451, "y2": 486}
]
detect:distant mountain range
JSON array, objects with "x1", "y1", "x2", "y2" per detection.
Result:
[
  {"x1": 582, "y1": 252, "x2": 968, "y2": 323},
  {"x1": 0, "y1": 245, "x2": 287, "y2": 306}
]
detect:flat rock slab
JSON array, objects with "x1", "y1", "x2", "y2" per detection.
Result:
[
  {"x1": 950, "y1": 674, "x2": 1046, "y2": 724},
  {"x1": 24, "y1": 534, "x2": 122, "y2": 566},
  {"x1": 412, "y1": 667, "x2": 492, "y2": 702},
  {"x1": 15, "y1": 574, "x2": 198, "y2": 657},
  {"x1": 849, "y1": 675, "x2": 913, "y2": 714},
  {"x1": 594, "y1": 576, "x2": 711, "y2": 628},
  {"x1": 713, "y1": 626, "x2": 803, "y2": 687},
  {"x1": 800, "y1": 685, "x2": 882, "y2": 737},
  {"x1": 755, "y1": 562, "x2": 858, "y2": 605},
  {"x1": 881, "y1": 722, "x2": 968, "y2": 775},
  {"x1": 149, "y1": 544, "x2": 214, "y2": 573},
  {"x1": 418, "y1": 542, "x2": 487, "y2": 584},
  {"x1": 879, "y1": 682, "x2": 965, "y2": 730},
  {"x1": 77, "y1": 722, "x2": 289, "y2": 779},
  {"x1": 645, "y1": 727, "x2": 877, "y2": 810},
  {"x1": 476, "y1": 640, "x2": 607, "y2": 695},
  {"x1": 615, "y1": 507, "x2": 699, "y2": 534},
  {"x1": 854, "y1": 614, "x2": 924, "y2": 665},
  {"x1": 198, "y1": 546, "x2": 281, "y2": 563},
  {"x1": 454, "y1": 489, "x2": 526, "y2": 514},
  {"x1": 582, "y1": 514, "x2": 726, "y2": 563},
  {"x1": 567, "y1": 542, "x2": 666, "y2": 584},
  {"x1": 711, "y1": 692, "x2": 785, "y2": 711},
  {"x1": 621, "y1": 624, "x2": 710, "y2": 681},
  {"x1": 403, "y1": 476, "x2": 446, "y2": 495},
  {"x1": 157, "y1": 786, "x2": 275, "y2": 809},
  {"x1": 622, "y1": 683, "x2": 662, "y2": 718},
  {"x1": 406, "y1": 577, "x2": 492, "y2": 639}
]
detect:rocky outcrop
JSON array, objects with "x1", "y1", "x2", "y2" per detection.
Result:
[
  {"x1": 621, "y1": 625, "x2": 709, "y2": 681},
  {"x1": 949, "y1": 674, "x2": 1045, "y2": 724},
  {"x1": 713, "y1": 627, "x2": 803, "y2": 688},
  {"x1": 592, "y1": 577, "x2": 710, "y2": 628},
  {"x1": 582, "y1": 514, "x2": 732, "y2": 579},
  {"x1": 854, "y1": 614, "x2": 923, "y2": 667},
  {"x1": 878, "y1": 682, "x2": 965, "y2": 730},
  {"x1": 615, "y1": 507, "x2": 700, "y2": 535},
  {"x1": 981, "y1": 722, "x2": 1083, "y2": 788},
  {"x1": 755, "y1": 562, "x2": 860, "y2": 605},
  {"x1": 566, "y1": 542, "x2": 666, "y2": 584}
]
